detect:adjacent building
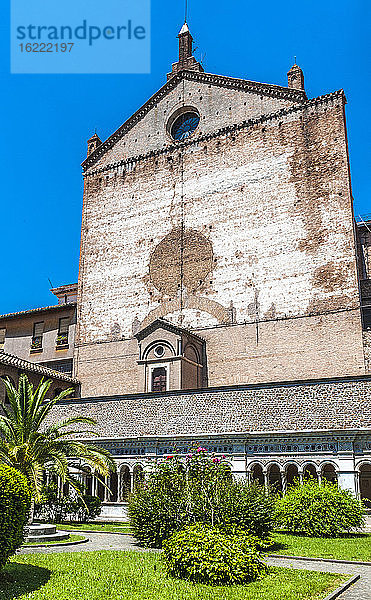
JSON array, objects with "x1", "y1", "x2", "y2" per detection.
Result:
[{"x1": 0, "y1": 284, "x2": 78, "y2": 402}]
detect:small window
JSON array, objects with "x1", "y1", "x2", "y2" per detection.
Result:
[
  {"x1": 152, "y1": 367, "x2": 167, "y2": 392},
  {"x1": 154, "y1": 345, "x2": 165, "y2": 358},
  {"x1": 2, "y1": 375, "x2": 15, "y2": 404},
  {"x1": 31, "y1": 322, "x2": 44, "y2": 351},
  {"x1": 56, "y1": 317, "x2": 70, "y2": 347},
  {"x1": 0, "y1": 328, "x2": 5, "y2": 350},
  {"x1": 363, "y1": 308, "x2": 371, "y2": 329}
]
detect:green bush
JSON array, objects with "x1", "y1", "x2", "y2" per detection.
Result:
[
  {"x1": 128, "y1": 450, "x2": 276, "y2": 548},
  {"x1": 0, "y1": 464, "x2": 31, "y2": 570},
  {"x1": 35, "y1": 483, "x2": 102, "y2": 523},
  {"x1": 218, "y1": 481, "x2": 275, "y2": 539},
  {"x1": 276, "y1": 478, "x2": 365, "y2": 537},
  {"x1": 81, "y1": 495, "x2": 102, "y2": 521},
  {"x1": 163, "y1": 523, "x2": 268, "y2": 585}
]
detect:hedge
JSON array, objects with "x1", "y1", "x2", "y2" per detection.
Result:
[{"x1": 0, "y1": 464, "x2": 31, "y2": 570}]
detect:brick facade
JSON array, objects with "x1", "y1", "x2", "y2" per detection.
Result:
[{"x1": 76, "y1": 79, "x2": 363, "y2": 396}]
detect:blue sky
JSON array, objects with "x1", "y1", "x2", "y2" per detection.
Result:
[{"x1": 0, "y1": 0, "x2": 369, "y2": 315}]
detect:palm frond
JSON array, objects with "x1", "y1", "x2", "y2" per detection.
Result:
[{"x1": 0, "y1": 374, "x2": 115, "y2": 502}]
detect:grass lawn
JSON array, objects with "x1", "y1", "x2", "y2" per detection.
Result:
[
  {"x1": 0, "y1": 551, "x2": 347, "y2": 600},
  {"x1": 54, "y1": 521, "x2": 131, "y2": 533},
  {"x1": 271, "y1": 532, "x2": 371, "y2": 562},
  {"x1": 22, "y1": 534, "x2": 86, "y2": 547}
]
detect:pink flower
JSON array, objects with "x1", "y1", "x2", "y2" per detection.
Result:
[
  {"x1": 196, "y1": 447, "x2": 207, "y2": 453},
  {"x1": 222, "y1": 455, "x2": 226, "y2": 459},
  {"x1": 186, "y1": 454, "x2": 193, "y2": 459},
  {"x1": 166, "y1": 455, "x2": 174, "y2": 460},
  {"x1": 212, "y1": 457, "x2": 221, "y2": 464}
]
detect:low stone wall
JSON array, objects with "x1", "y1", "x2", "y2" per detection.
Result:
[{"x1": 49, "y1": 375, "x2": 371, "y2": 438}]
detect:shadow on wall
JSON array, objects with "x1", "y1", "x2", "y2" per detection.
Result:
[{"x1": 0, "y1": 563, "x2": 51, "y2": 599}]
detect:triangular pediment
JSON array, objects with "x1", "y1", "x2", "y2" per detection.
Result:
[
  {"x1": 82, "y1": 69, "x2": 307, "y2": 173},
  {"x1": 135, "y1": 318, "x2": 204, "y2": 343}
]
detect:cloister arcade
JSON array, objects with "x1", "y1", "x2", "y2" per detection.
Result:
[
  {"x1": 78, "y1": 463, "x2": 145, "y2": 503},
  {"x1": 248, "y1": 460, "x2": 339, "y2": 493},
  {"x1": 50, "y1": 454, "x2": 371, "y2": 520}
]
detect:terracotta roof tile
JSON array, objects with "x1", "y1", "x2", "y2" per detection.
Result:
[
  {"x1": 0, "y1": 351, "x2": 79, "y2": 384},
  {"x1": 0, "y1": 303, "x2": 76, "y2": 321}
]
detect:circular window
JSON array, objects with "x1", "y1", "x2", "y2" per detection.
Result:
[
  {"x1": 154, "y1": 345, "x2": 165, "y2": 358},
  {"x1": 171, "y1": 111, "x2": 200, "y2": 141}
]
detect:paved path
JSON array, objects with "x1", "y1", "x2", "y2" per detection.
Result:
[
  {"x1": 19, "y1": 532, "x2": 147, "y2": 554},
  {"x1": 266, "y1": 557, "x2": 371, "y2": 600},
  {"x1": 18, "y1": 532, "x2": 371, "y2": 599}
]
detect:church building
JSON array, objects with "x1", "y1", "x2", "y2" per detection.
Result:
[{"x1": 2, "y1": 24, "x2": 371, "y2": 517}]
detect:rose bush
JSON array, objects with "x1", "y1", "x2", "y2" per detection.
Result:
[{"x1": 129, "y1": 448, "x2": 275, "y2": 547}]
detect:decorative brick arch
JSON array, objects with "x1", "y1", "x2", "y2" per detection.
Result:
[{"x1": 141, "y1": 295, "x2": 231, "y2": 329}]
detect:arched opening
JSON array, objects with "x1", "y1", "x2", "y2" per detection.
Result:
[
  {"x1": 359, "y1": 463, "x2": 371, "y2": 508},
  {"x1": 250, "y1": 464, "x2": 264, "y2": 486},
  {"x1": 184, "y1": 344, "x2": 200, "y2": 363},
  {"x1": 96, "y1": 477, "x2": 105, "y2": 502},
  {"x1": 303, "y1": 463, "x2": 318, "y2": 481},
  {"x1": 133, "y1": 465, "x2": 144, "y2": 491},
  {"x1": 109, "y1": 472, "x2": 118, "y2": 502},
  {"x1": 286, "y1": 464, "x2": 299, "y2": 487},
  {"x1": 268, "y1": 464, "x2": 282, "y2": 492},
  {"x1": 119, "y1": 466, "x2": 131, "y2": 502},
  {"x1": 83, "y1": 468, "x2": 93, "y2": 496},
  {"x1": 322, "y1": 463, "x2": 337, "y2": 485},
  {"x1": 49, "y1": 472, "x2": 58, "y2": 486}
]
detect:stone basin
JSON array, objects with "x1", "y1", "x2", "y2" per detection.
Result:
[{"x1": 25, "y1": 523, "x2": 70, "y2": 544}]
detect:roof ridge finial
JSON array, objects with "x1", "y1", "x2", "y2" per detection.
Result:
[{"x1": 185, "y1": 0, "x2": 188, "y2": 24}]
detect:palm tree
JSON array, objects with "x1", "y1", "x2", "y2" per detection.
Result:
[{"x1": 0, "y1": 374, "x2": 115, "y2": 520}]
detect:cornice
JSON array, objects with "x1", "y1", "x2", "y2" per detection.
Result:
[
  {"x1": 84, "y1": 89, "x2": 345, "y2": 178},
  {"x1": 58, "y1": 369, "x2": 371, "y2": 405},
  {"x1": 82, "y1": 69, "x2": 308, "y2": 172},
  {"x1": 135, "y1": 317, "x2": 205, "y2": 342}
]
